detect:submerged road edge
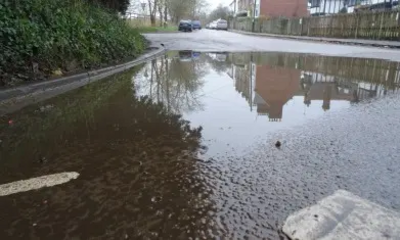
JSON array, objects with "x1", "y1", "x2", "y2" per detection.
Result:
[
  {"x1": 0, "y1": 172, "x2": 80, "y2": 197},
  {"x1": 283, "y1": 189, "x2": 400, "y2": 240},
  {"x1": 0, "y1": 43, "x2": 166, "y2": 116}
]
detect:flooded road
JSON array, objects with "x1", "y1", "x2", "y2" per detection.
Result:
[{"x1": 1, "y1": 52, "x2": 400, "y2": 239}]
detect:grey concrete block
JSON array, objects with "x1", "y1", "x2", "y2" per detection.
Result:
[{"x1": 283, "y1": 190, "x2": 400, "y2": 240}]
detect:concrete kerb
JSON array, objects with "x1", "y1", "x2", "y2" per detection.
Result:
[
  {"x1": 230, "y1": 29, "x2": 400, "y2": 49},
  {"x1": 283, "y1": 190, "x2": 400, "y2": 240},
  {"x1": 0, "y1": 45, "x2": 166, "y2": 116}
]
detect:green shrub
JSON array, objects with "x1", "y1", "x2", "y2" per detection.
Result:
[{"x1": 0, "y1": 0, "x2": 146, "y2": 86}]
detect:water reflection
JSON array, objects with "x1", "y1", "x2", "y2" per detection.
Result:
[
  {"x1": 0, "y1": 67, "x2": 217, "y2": 239},
  {"x1": 139, "y1": 52, "x2": 400, "y2": 123},
  {"x1": 1, "y1": 51, "x2": 400, "y2": 240},
  {"x1": 229, "y1": 52, "x2": 400, "y2": 121},
  {"x1": 206, "y1": 53, "x2": 230, "y2": 74},
  {"x1": 134, "y1": 52, "x2": 206, "y2": 114},
  {"x1": 135, "y1": 51, "x2": 400, "y2": 158}
]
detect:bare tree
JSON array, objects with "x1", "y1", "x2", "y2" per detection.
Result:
[
  {"x1": 147, "y1": 0, "x2": 158, "y2": 26},
  {"x1": 166, "y1": 0, "x2": 208, "y2": 23},
  {"x1": 129, "y1": 0, "x2": 208, "y2": 25},
  {"x1": 135, "y1": 52, "x2": 207, "y2": 113},
  {"x1": 166, "y1": 0, "x2": 187, "y2": 23},
  {"x1": 158, "y1": 0, "x2": 164, "y2": 27},
  {"x1": 208, "y1": 4, "x2": 230, "y2": 21},
  {"x1": 164, "y1": 1, "x2": 168, "y2": 26},
  {"x1": 188, "y1": 0, "x2": 208, "y2": 18}
]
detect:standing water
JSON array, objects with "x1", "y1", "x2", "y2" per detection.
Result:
[{"x1": 1, "y1": 52, "x2": 400, "y2": 239}]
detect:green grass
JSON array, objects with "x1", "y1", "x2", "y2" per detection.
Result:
[
  {"x1": 126, "y1": 19, "x2": 178, "y2": 33},
  {"x1": 136, "y1": 26, "x2": 178, "y2": 33}
]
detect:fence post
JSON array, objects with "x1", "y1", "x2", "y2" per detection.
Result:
[
  {"x1": 300, "y1": 18, "x2": 303, "y2": 36},
  {"x1": 397, "y1": 11, "x2": 400, "y2": 41},
  {"x1": 342, "y1": 15, "x2": 345, "y2": 38},
  {"x1": 378, "y1": 11, "x2": 384, "y2": 40},
  {"x1": 354, "y1": 14, "x2": 359, "y2": 39}
]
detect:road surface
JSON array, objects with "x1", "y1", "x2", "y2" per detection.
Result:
[
  {"x1": 1, "y1": 32, "x2": 400, "y2": 240},
  {"x1": 145, "y1": 29, "x2": 400, "y2": 62}
]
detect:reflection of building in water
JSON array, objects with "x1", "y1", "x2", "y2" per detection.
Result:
[
  {"x1": 231, "y1": 63, "x2": 254, "y2": 109},
  {"x1": 228, "y1": 62, "x2": 303, "y2": 121},
  {"x1": 300, "y1": 71, "x2": 396, "y2": 109},
  {"x1": 301, "y1": 72, "x2": 359, "y2": 111},
  {"x1": 254, "y1": 65, "x2": 302, "y2": 121},
  {"x1": 227, "y1": 57, "x2": 400, "y2": 122}
]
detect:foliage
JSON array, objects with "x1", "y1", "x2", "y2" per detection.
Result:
[
  {"x1": 0, "y1": 0, "x2": 146, "y2": 86},
  {"x1": 86, "y1": 0, "x2": 130, "y2": 14},
  {"x1": 207, "y1": 4, "x2": 230, "y2": 22},
  {"x1": 0, "y1": 65, "x2": 203, "y2": 174},
  {"x1": 339, "y1": 7, "x2": 348, "y2": 13},
  {"x1": 0, "y1": 66, "x2": 142, "y2": 160}
]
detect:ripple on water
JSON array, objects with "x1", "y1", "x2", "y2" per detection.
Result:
[
  {"x1": 197, "y1": 93, "x2": 400, "y2": 239},
  {"x1": 1, "y1": 52, "x2": 400, "y2": 239}
]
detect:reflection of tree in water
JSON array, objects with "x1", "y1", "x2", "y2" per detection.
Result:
[
  {"x1": 0, "y1": 68, "x2": 218, "y2": 239},
  {"x1": 204, "y1": 53, "x2": 231, "y2": 74},
  {"x1": 136, "y1": 54, "x2": 207, "y2": 114}
]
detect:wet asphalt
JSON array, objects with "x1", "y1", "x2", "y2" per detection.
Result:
[
  {"x1": 1, "y1": 31, "x2": 400, "y2": 240},
  {"x1": 145, "y1": 29, "x2": 400, "y2": 61}
]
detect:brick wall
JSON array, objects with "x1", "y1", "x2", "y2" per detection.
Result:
[
  {"x1": 260, "y1": 0, "x2": 309, "y2": 18},
  {"x1": 254, "y1": 65, "x2": 301, "y2": 119}
]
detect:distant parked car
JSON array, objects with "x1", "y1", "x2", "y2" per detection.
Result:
[
  {"x1": 178, "y1": 20, "x2": 192, "y2": 32},
  {"x1": 179, "y1": 51, "x2": 201, "y2": 62},
  {"x1": 216, "y1": 19, "x2": 228, "y2": 30},
  {"x1": 210, "y1": 21, "x2": 217, "y2": 29},
  {"x1": 179, "y1": 51, "x2": 193, "y2": 61},
  {"x1": 192, "y1": 20, "x2": 202, "y2": 30}
]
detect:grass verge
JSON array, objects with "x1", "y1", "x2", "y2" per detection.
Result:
[
  {"x1": 0, "y1": 0, "x2": 147, "y2": 86},
  {"x1": 136, "y1": 26, "x2": 178, "y2": 33}
]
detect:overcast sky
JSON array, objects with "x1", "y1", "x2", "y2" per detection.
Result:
[{"x1": 207, "y1": 0, "x2": 232, "y2": 10}]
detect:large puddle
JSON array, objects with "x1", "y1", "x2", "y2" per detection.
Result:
[
  {"x1": 136, "y1": 51, "x2": 400, "y2": 156},
  {"x1": 0, "y1": 52, "x2": 399, "y2": 239}
]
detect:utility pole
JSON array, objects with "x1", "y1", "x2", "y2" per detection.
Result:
[
  {"x1": 232, "y1": 0, "x2": 237, "y2": 29},
  {"x1": 249, "y1": 53, "x2": 254, "y2": 112},
  {"x1": 252, "y1": 0, "x2": 256, "y2": 32}
]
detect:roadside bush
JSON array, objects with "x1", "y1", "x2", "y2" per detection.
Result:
[{"x1": 0, "y1": 0, "x2": 146, "y2": 86}]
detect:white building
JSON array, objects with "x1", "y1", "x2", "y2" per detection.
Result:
[
  {"x1": 309, "y1": 0, "x2": 348, "y2": 15},
  {"x1": 310, "y1": 0, "x2": 397, "y2": 15},
  {"x1": 229, "y1": 0, "x2": 237, "y2": 15}
]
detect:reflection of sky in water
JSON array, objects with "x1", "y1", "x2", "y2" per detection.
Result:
[
  {"x1": 135, "y1": 52, "x2": 400, "y2": 157},
  {"x1": 184, "y1": 71, "x2": 351, "y2": 156}
]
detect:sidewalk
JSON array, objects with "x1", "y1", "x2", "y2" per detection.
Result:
[{"x1": 230, "y1": 29, "x2": 400, "y2": 49}]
